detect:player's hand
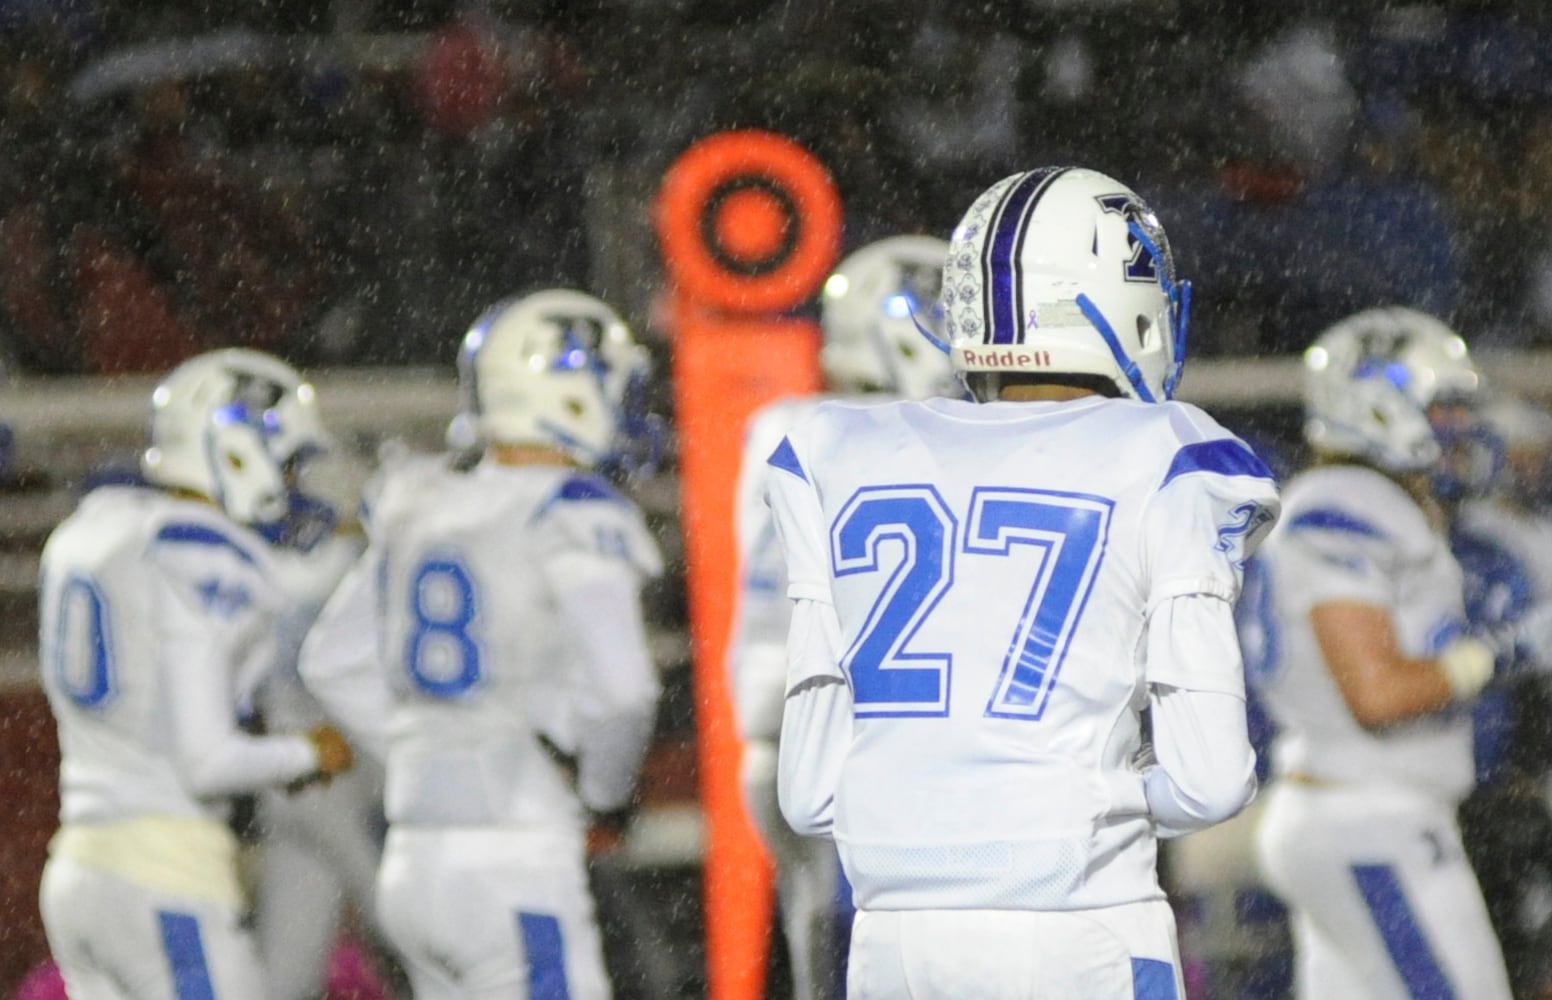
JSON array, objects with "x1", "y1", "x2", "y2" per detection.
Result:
[
  {"x1": 1438, "y1": 635, "x2": 1495, "y2": 699},
  {"x1": 306, "y1": 723, "x2": 355, "y2": 778}
]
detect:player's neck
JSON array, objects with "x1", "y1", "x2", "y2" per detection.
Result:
[
  {"x1": 487, "y1": 443, "x2": 580, "y2": 468},
  {"x1": 998, "y1": 384, "x2": 1098, "y2": 403}
]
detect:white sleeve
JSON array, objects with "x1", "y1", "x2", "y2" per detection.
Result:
[
  {"x1": 1277, "y1": 513, "x2": 1397, "y2": 607},
  {"x1": 729, "y1": 406, "x2": 801, "y2": 744},
  {"x1": 776, "y1": 598, "x2": 852, "y2": 837},
  {"x1": 729, "y1": 509, "x2": 792, "y2": 744},
  {"x1": 1144, "y1": 422, "x2": 1280, "y2": 586},
  {"x1": 548, "y1": 548, "x2": 661, "y2": 815},
  {"x1": 1142, "y1": 430, "x2": 1280, "y2": 692},
  {"x1": 1144, "y1": 687, "x2": 1257, "y2": 838},
  {"x1": 157, "y1": 571, "x2": 318, "y2": 796},
  {"x1": 766, "y1": 431, "x2": 853, "y2": 837},
  {"x1": 765, "y1": 433, "x2": 832, "y2": 605},
  {"x1": 297, "y1": 551, "x2": 394, "y2": 761},
  {"x1": 1140, "y1": 594, "x2": 1258, "y2": 836}
]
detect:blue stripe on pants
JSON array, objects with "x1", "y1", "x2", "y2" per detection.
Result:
[
  {"x1": 517, "y1": 911, "x2": 571, "y2": 1000},
  {"x1": 1132, "y1": 957, "x2": 1179, "y2": 1000},
  {"x1": 157, "y1": 912, "x2": 216, "y2": 1000},
  {"x1": 1352, "y1": 864, "x2": 1457, "y2": 999}
]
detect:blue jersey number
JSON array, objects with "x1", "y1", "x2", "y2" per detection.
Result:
[
  {"x1": 405, "y1": 554, "x2": 483, "y2": 698},
  {"x1": 832, "y1": 487, "x2": 957, "y2": 713},
  {"x1": 831, "y1": 486, "x2": 1111, "y2": 720},
  {"x1": 51, "y1": 575, "x2": 117, "y2": 709}
]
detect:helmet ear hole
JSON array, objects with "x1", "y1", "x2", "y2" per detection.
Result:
[{"x1": 1136, "y1": 316, "x2": 1152, "y2": 348}]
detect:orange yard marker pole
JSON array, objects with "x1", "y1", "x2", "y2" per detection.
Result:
[{"x1": 654, "y1": 130, "x2": 840, "y2": 1000}]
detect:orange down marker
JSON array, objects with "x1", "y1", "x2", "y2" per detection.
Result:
[{"x1": 654, "y1": 130, "x2": 841, "y2": 1000}]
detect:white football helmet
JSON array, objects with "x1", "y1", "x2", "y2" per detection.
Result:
[
  {"x1": 142, "y1": 348, "x2": 327, "y2": 525},
  {"x1": 1303, "y1": 306, "x2": 1481, "y2": 473},
  {"x1": 820, "y1": 235, "x2": 956, "y2": 399},
  {"x1": 453, "y1": 289, "x2": 654, "y2": 469},
  {"x1": 943, "y1": 167, "x2": 1189, "y2": 403}
]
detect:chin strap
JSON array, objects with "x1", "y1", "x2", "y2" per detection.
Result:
[
  {"x1": 910, "y1": 303, "x2": 951, "y2": 356},
  {"x1": 1076, "y1": 293, "x2": 1155, "y2": 403}
]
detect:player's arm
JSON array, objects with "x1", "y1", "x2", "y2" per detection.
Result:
[
  {"x1": 1140, "y1": 422, "x2": 1280, "y2": 835},
  {"x1": 156, "y1": 562, "x2": 336, "y2": 796},
  {"x1": 546, "y1": 515, "x2": 661, "y2": 819},
  {"x1": 776, "y1": 597, "x2": 851, "y2": 837},
  {"x1": 729, "y1": 520, "x2": 792, "y2": 745},
  {"x1": 729, "y1": 406, "x2": 799, "y2": 746},
  {"x1": 297, "y1": 549, "x2": 394, "y2": 761},
  {"x1": 765, "y1": 430, "x2": 851, "y2": 837},
  {"x1": 1141, "y1": 593, "x2": 1258, "y2": 838},
  {"x1": 1309, "y1": 600, "x2": 1491, "y2": 727},
  {"x1": 549, "y1": 547, "x2": 662, "y2": 818},
  {"x1": 1272, "y1": 501, "x2": 1493, "y2": 724}
]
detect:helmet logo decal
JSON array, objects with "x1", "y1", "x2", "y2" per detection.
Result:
[
  {"x1": 982, "y1": 167, "x2": 1068, "y2": 345},
  {"x1": 1095, "y1": 194, "x2": 1159, "y2": 284},
  {"x1": 213, "y1": 373, "x2": 286, "y2": 439}
]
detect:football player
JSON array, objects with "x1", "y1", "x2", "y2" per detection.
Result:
[
  {"x1": 37, "y1": 349, "x2": 355, "y2": 1000},
  {"x1": 768, "y1": 167, "x2": 1280, "y2": 998},
  {"x1": 728, "y1": 233, "x2": 955, "y2": 1000},
  {"x1": 299, "y1": 289, "x2": 663, "y2": 999},
  {"x1": 1247, "y1": 307, "x2": 1515, "y2": 999}
]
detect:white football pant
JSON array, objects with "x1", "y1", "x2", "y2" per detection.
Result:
[
  {"x1": 1256, "y1": 781, "x2": 1512, "y2": 1000},
  {"x1": 847, "y1": 899, "x2": 1183, "y2": 1000},
  {"x1": 41, "y1": 854, "x2": 266, "y2": 1000},
  {"x1": 377, "y1": 826, "x2": 609, "y2": 1000}
]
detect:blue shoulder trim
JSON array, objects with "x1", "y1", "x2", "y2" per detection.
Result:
[
  {"x1": 554, "y1": 474, "x2": 625, "y2": 505},
  {"x1": 768, "y1": 437, "x2": 808, "y2": 483},
  {"x1": 154, "y1": 523, "x2": 258, "y2": 565},
  {"x1": 534, "y1": 473, "x2": 629, "y2": 522},
  {"x1": 1286, "y1": 508, "x2": 1387, "y2": 541},
  {"x1": 1160, "y1": 439, "x2": 1275, "y2": 490}
]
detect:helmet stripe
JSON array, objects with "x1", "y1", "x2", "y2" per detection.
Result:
[{"x1": 983, "y1": 168, "x2": 1066, "y2": 345}]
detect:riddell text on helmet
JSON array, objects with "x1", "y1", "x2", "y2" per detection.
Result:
[{"x1": 960, "y1": 348, "x2": 1053, "y2": 368}]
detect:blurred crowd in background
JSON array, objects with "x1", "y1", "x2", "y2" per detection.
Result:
[{"x1": 4, "y1": 0, "x2": 1552, "y2": 377}]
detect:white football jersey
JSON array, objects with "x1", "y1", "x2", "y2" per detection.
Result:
[
  {"x1": 38, "y1": 487, "x2": 316, "y2": 825},
  {"x1": 1246, "y1": 464, "x2": 1476, "y2": 802},
  {"x1": 767, "y1": 395, "x2": 1278, "y2": 911},
  {"x1": 340, "y1": 457, "x2": 663, "y2": 831}
]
